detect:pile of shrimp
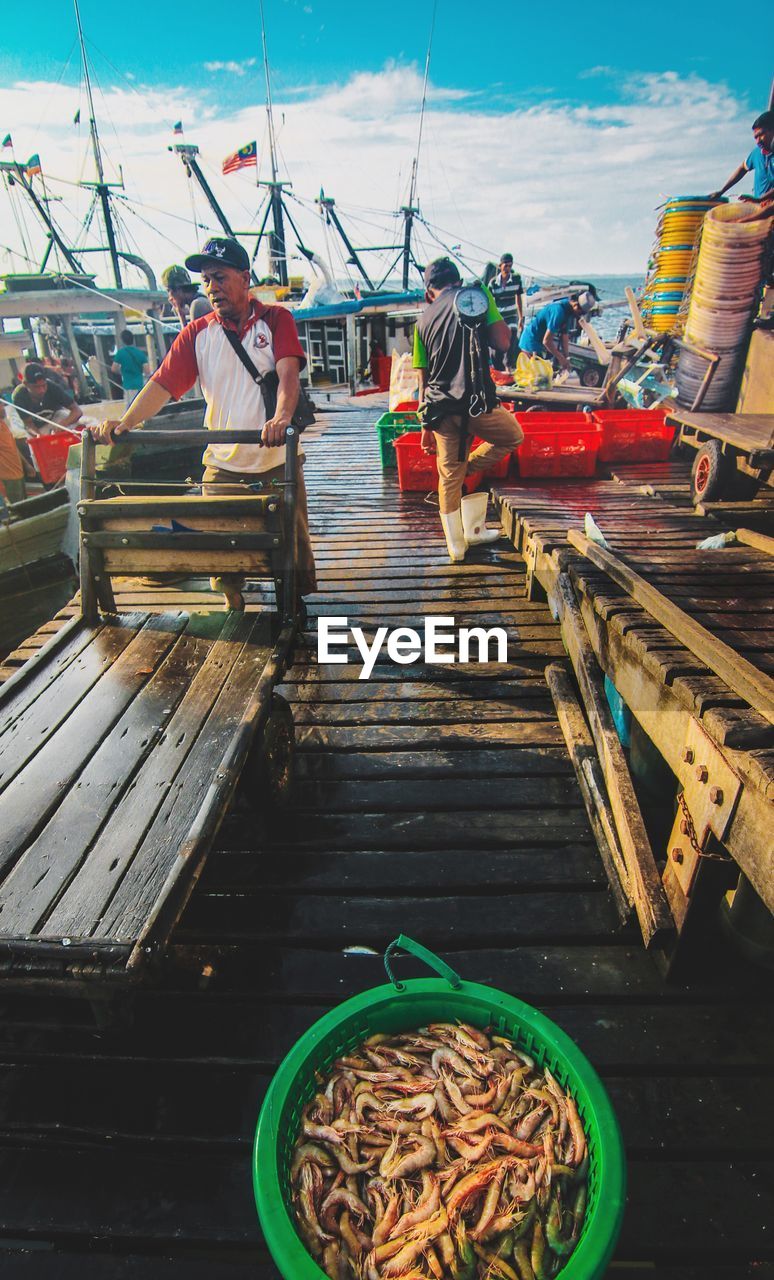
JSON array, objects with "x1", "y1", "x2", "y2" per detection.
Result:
[{"x1": 289, "y1": 1021, "x2": 589, "y2": 1279}]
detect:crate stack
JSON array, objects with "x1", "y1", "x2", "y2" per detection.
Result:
[{"x1": 640, "y1": 196, "x2": 722, "y2": 335}]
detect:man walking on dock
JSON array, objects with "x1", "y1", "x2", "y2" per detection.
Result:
[
  {"x1": 414, "y1": 257, "x2": 523, "y2": 563},
  {"x1": 91, "y1": 236, "x2": 316, "y2": 611},
  {"x1": 111, "y1": 331, "x2": 149, "y2": 410}
]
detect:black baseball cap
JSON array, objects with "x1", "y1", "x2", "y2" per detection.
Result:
[
  {"x1": 424, "y1": 257, "x2": 462, "y2": 290},
  {"x1": 23, "y1": 362, "x2": 46, "y2": 383},
  {"x1": 185, "y1": 236, "x2": 250, "y2": 273},
  {"x1": 499, "y1": 252, "x2": 514, "y2": 263}
]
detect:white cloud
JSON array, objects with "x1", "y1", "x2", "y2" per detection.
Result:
[
  {"x1": 0, "y1": 66, "x2": 758, "y2": 286},
  {"x1": 203, "y1": 58, "x2": 257, "y2": 76}
]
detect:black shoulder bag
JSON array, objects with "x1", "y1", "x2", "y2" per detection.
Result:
[{"x1": 221, "y1": 327, "x2": 316, "y2": 429}]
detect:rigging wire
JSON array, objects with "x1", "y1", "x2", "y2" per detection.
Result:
[
  {"x1": 114, "y1": 194, "x2": 207, "y2": 256},
  {"x1": 407, "y1": 0, "x2": 438, "y2": 211},
  {"x1": 416, "y1": 213, "x2": 564, "y2": 282},
  {"x1": 3, "y1": 174, "x2": 35, "y2": 266}
]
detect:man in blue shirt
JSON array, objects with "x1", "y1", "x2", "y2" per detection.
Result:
[
  {"x1": 111, "y1": 330, "x2": 149, "y2": 409},
  {"x1": 519, "y1": 292, "x2": 594, "y2": 372},
  {"x1": 710, "y1": 110, "x2": 774, "y2": 203}
]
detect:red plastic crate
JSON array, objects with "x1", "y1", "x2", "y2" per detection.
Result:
[
  {"x1": 393, "y1": 399, "x2": 419, "y2": 411},
  {"x1": 393, "y1": 432, "x2": 483, "y2": 493},
  {"x1": 28, "y1": 428, "x2": 82, "y2": 484},
  {"x1": 512, "y1": 413, "x2": 600, "y2": 478},
  {"x1": 591, "y1": 409, "x2": 675, "y2": 462}
]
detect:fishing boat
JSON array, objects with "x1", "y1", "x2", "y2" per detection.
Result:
[{"x1": 0, "y1": 487, "x2": 70, "y2": 582}]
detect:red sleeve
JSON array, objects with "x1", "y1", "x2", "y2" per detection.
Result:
[
  {"x1": 151, "y1": 315, "x2": 212, "y2": 399},
  {"x1": 265, "y1": 307, "x2": 307, "y2": 370}
]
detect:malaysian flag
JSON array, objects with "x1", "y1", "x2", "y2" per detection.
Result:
[
  {"x1": 222, "y1": 140, "x2": 257, "y2": 175},
  {"x1": 173, "y1": 121, "x2": 183, "y2": 135}
]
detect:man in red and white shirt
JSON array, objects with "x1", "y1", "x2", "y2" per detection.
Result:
[{"x1": 92, "y1": 236, "x2": 316, "y2": 609}]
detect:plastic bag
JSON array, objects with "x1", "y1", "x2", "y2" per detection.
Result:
[
  {"x1": 389, "y1": 351, "x2": 421, "y2": 411},
  {"x1": 513, "y1": 352, "x2": 553, "y2": 389}
]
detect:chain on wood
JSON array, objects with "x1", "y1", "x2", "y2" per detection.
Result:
[{"x1": 677, "y1": 791, "x2": 732, "y2": 863}]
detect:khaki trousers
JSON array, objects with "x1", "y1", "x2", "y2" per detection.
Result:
[
  {"x1": 202, "y1": 458, "x2": 317, "y2": 598},
  {"x1": 433, "y1": 407, "x2": 524, "y2": 514}
]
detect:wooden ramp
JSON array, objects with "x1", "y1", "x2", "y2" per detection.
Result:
[
  {"x1": 0, "y1": 407, "x2": 772, "y2": 1278},
  {"x1": 0, "y1": 609, "x2": 274, "y2": 983},
  {"x1": 494, "y1": 477, "x2": 774, "y2": 938}
]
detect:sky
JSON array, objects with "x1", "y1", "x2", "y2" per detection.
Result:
[{"x1": 0, "y1": 0, "x2": 771, "y2": 288}]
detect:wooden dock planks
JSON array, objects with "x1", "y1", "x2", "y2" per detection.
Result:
[{"x1": 0, "y1": 406, "x2": 772, "y2": 1279}]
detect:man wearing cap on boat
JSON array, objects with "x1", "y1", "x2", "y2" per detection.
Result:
[
  {"x1": 161, "y1": 264, "x2": 213, "y2": 327},
  {"x1": 413, "y1": 257, "x2": 523, "y2": 564},
  {"x1": 90, "y1": 235, "x2": 316, "y2": 611},
  {"x1": 518, "y1": 292, "x2": 594, "y2": 375}
]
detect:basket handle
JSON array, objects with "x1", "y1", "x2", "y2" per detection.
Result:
[{"x1": 384, "y1": 935, "x2": 463, "y2": 992}]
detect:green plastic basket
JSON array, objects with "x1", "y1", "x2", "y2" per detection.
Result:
[
  {"x1": 253, "y1": 935, "x2": 626, "y2": 1280},
  {"x1": 375, "y1": 411, "x2": 419, "y2": 468}
]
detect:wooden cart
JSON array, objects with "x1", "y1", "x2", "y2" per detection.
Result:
[
  {"x1": 0, "y1": 429, "x2": 301, "y2": 989},
  {"x1": 667, "y1": 410, "x2": 774, "y2": 504}
]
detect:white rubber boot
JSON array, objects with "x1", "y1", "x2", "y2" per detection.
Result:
[
  {"x1": 440, "y1": 508, "x2": 467, "y2": 562},
  {"x1": 461, "y1": 491, "x2": 500, "y2": 545}
]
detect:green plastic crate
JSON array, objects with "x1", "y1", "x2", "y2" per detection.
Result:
[
  {"x1": 375, "y1": 411, "x2": 419, "y2": 468},
  {"x1": 254, "y1": 935, "x2": 626, "y2": 1280}
]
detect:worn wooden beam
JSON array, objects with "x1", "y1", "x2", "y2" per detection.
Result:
[
  {"x1": 545, "y1": 661, "x2": 632, "y2": 923},
  {"x1": 553, "y1": 572, "x2": 674, "y2": 947},
  {"x1": 736, "y1": 528, "x2": 774, "y2": 557},
  {"x1": 568, "y1": 531, "x2": 774, "y2": 725}
]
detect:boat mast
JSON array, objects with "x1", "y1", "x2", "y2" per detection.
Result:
[
  {"x1": 400, "y1": 0, "x2": 437, "y2": 289},
  {"x1": 258, "y1": 0, "x2": 288, "y2": 285},
  {"x1": 73, "y1": 0, "x2": 123, "y2": 287},
  {"x1": 0, "y1": 162, "x2": 84, "y2": 274}
]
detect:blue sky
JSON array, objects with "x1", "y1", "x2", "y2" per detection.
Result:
[
  {"x1": 3, "y1": 0, "x2": 771, "y2": 113},
  {"x1": 0, "y1": 1, "x2": 770, "y2": 280}
]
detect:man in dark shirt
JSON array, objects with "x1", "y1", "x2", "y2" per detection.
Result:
[
  {"x1": 489, "y1": 253, "x2": 524, "y2": 371},
  {"x1": 12, "y1": 363, "x2": 83, "y2": 433},
  {"x1": 413, "y1": 257, "x2": 523, "y2": 562}
]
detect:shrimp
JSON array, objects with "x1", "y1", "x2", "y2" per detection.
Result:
[
  {"x1": 379, "y1": 1134, "x2": 436, "y2": 1179},
  {"x1": 297, "y1": 1162, "x2": 333, "y2": 1244},
  {"x1": 443, "y1": 1110, "x2": 508, "y2": 1135},
  {"x1": 492, "y1": 1132, "x2": 542, "y2": 1157},
  {"x1": 319, "y1": 1188, "x2": 369, "y2": 1234},
  {"x1": 339, "y1": 1209, "x2": 370, "y2": 1257},
  {"x1": 566, "y1": 1093, "x2": 587, "y2": 1167},
  {"x1": 443, "y1": 1073, "x2": 472, "y2": 1115},
  {"x1": 515, "y1": 1103, "x2": 548, "y2": 1141},
  {"x1": 468, "y1": 1160, "x2": 508, "y2": 1240},
  {"x1": 378, "y1": 1208, "x2": 449, "y2": 1277},
  {"x1": 392, "y1": 1171, "x2": 440, "y2": 1236},
  {"x1": 371, "y1": 1190, "x2": 400, "y2": 1247},
  {"x1": 446, "y1": 1158, "x2": 515, "y2": 1219},
  {"x1": 432, "y1": 1046, "x2": 479, "y2": 1079},
  {"x1": 384, "y1": 1091, "x2": 436, "y2": 1118},
  {"x1": 302, "y1": 1120, "x2": 343, "y2": 1146},
  {"x1": 290, "y1": 1142, "x2": 335, "y2": 1183}
]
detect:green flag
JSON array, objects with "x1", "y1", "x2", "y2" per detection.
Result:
[
  {"x1": 73, "y1": 108, "x2": 81, "y2": 126},
  {"x1": 1, "y1": 134, "x2": 11, "y2": 148}
]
